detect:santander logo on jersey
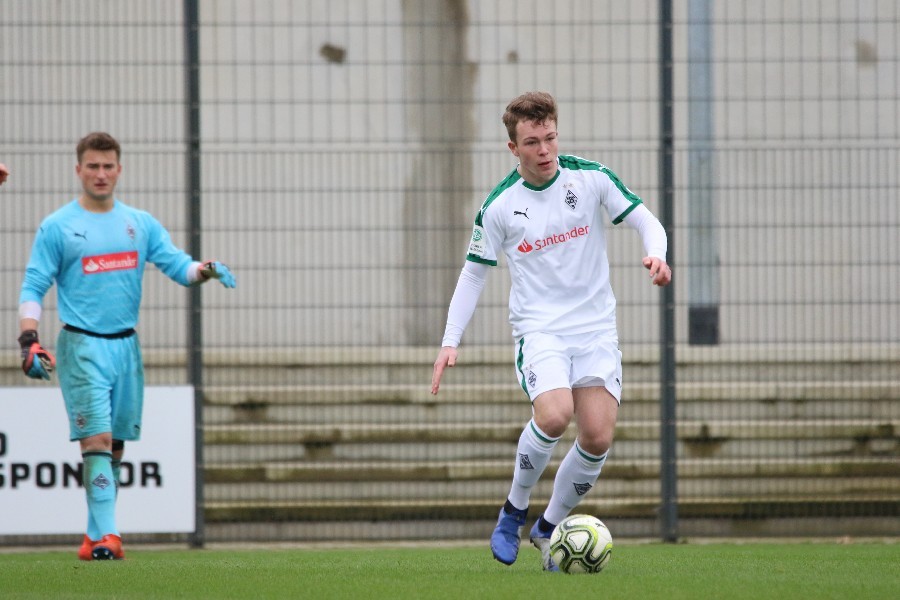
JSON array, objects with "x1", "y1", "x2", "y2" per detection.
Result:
[
  {"x1": 517, "y1": 224, "x2": 590, "y2": 254},
  {"x1": 82, "y1": 251, "x2": 139, "y2": 274}
]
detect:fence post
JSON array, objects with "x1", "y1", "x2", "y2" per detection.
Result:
[
  {"x1": 184, "y1": 0, "x2": 205, "y2": 549},
  {"x1": 657, "y1": 0, "x2": 679, "y2": 543}
]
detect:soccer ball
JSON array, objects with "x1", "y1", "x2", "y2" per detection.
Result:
[{"x1": 549, "y1": 514, "x2": 613, "y2": 574}]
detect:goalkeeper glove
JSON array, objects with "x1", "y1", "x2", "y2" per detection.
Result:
[
  {"x1": 18, "y1": 329, "x2": 56, "y2": 380},
  {"x1": 200, "y1": 260, "x2": 237, "y2": 288}
]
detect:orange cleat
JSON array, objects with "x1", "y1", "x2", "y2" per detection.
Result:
[
  {"x1": 78, "y1": 535, "x2": 94, "y2": 561},
  {"x1": 91, "y1": 534, "x2": 125, "y2": 560}
]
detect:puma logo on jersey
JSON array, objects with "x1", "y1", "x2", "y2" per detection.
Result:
[
  {"x1": 513, "y1": 208, "x2": 529, "y2": 219},
  {"x1": 73, "y1": 231, "x2": 87, "y2": 240}
]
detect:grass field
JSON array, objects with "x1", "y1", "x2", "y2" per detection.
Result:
[{"x1": 0, "y1": 541, "x2": 897, "y2": 599}]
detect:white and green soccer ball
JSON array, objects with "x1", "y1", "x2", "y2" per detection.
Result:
[{"x1": 549, "y1": 514, "x2": 613, "y2": 574}]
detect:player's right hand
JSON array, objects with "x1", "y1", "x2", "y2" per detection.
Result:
[
  {"x1": 431, "y1": 346, "x2": 458, "y2": 395},
  {"x1": 18, "y1": 330, "x2": 56, "y2": 380}
]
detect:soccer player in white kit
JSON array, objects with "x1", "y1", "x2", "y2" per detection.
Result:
[{"x1": 431, "y1": 92, "x2": 671, "y2": 571}]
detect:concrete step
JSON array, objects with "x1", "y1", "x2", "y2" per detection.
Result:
[
  {"x1": 203, "y1": 495, "x2": 900, "y2": 524},
  {"x1": 203, "y1": 477, "x2": 899, "y2": 502},
  {"x1": 203, "y1": 437, "x2": 897, "y2": 463},
  {"x1": 202, "y1": 457, "x2": 899, "y2": 502},
  {"x1": 203, "y1": 513, "x2": 900, "y2": 542},
  {"x1": 204, "y1": 476, "x2": 900, "y2": 505},
  {"x1": 204, "y1": 419, "x2": 899, "y2": 446},
  {"x1": 202, "y1": 381, "x2": 900, "y2": 424},
  {"x1": 197, "y1": 344, "x2": 900, "y2": 384},
  {"x1": 203, "y1": 419, "x2": 899, "y2": 463},
  {"x1": 3, "y1": 343, "x2": 899, "y2": 386},
  {"x1": 205, "y1": 457, "x2": 900, "y2": 483},
  {"x1": 204, "y1": 381, "x2": 900, "y2": 406}
]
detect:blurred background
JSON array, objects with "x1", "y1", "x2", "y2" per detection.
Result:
[{"x1": 1, "y1": 0, "x2": 897, "y2": 545}]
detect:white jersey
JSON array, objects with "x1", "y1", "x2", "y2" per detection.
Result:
[{"x1": 466, "y1": 155, "x2": 642, "y2": 338}]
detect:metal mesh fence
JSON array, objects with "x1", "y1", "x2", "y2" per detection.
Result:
[{"x1": 1, "y1": 0, "x2": 897, "y2": 545}]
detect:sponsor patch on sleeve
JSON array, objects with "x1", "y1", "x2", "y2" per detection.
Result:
[{"x1": 467, "y1": 225, "x2": 486, "y2": 257}]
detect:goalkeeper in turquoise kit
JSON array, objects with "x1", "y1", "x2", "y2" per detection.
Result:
[{"x1": 17, "y1": 132, "x2": 236, "y2": 561}]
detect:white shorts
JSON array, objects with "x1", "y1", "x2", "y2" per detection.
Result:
[{"x1": 514, "y1": 330, "x2": 623, "y2": 404}]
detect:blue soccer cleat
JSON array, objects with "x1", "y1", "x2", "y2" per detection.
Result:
[
  {"x1": 490, "y1": 505, "x2": 527, "y2": 565},
  {"x1": 530, "y1": 515, "x2": 560, "y2": 572}
]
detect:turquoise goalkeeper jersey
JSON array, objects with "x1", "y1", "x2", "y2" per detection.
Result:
[{"x1": 19, "y1": 199, "x2": 195, "y2": 334}]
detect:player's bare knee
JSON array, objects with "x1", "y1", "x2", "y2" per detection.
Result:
[
  {"x1": 579, "y1": 433, "x2": 613, "y2": 456},
  {"x1": 533, "y1": 396, "x2": 574, "y2": 437},
  {"x1": 79, "y1": 432, "x2": 113, "y2": 453},
  {"x1": 534, "y1": 411, "x2": 571, "y2": 438}
]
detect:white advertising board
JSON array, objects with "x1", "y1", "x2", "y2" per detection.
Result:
[{"x1": 0, "y1": 386, "x2": 195, "y2": 535}]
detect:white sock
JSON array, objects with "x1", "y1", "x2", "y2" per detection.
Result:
[
  {"x1": 507, "y1": 419, "x2": 559, "y2": 510},
  {"x1": 543, "y1": 441, "x2": 608, "y2": 525}
]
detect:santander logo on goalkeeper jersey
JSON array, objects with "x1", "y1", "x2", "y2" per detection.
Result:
[
  {"x1": 82, "y1": 251, "x2": 139, "y2": 274},
  {"x1": 517, "y1": 224, "x2": 590, "y2": 254}
]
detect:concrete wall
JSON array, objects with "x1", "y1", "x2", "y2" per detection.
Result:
[{"x1": 1, "y1": 0, "x2": 896, "y2": 351}]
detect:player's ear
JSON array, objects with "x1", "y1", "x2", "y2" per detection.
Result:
[{"x1": 508, "y1": 140, "x2": 519, "y2": 157}]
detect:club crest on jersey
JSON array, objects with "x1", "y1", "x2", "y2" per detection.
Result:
[
  {"x1": 126, "y1": 223, "x2": 136, "y2": 240},
  {"x1": 527, "y1": 369, "x2": 537, "y2": 388},
  {"x1": 565, "y1": 189, "x2": 578, "y2": 209}
]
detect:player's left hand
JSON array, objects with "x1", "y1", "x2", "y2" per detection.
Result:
[
  {"x1": 643, "y1": 256, "x2": 672, "y2": 287},
  {"x1": 200, "y1": 260, "x2": 237, "y2": 288},
  {"x1": 18, "y1": 330, "x2": 56, "y2": 380}
]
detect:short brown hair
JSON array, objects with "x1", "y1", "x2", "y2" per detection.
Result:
[
  {"x1": 76, "y1": 132, "x2": 121, "y2": 163},
  {"x1": 502, "y1": 91, "x2": 558, "y2": 142}
]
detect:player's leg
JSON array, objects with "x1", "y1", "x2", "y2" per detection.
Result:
[
  {"x1": 529, "y1": 387, "x2": 616, "y2": 571},
  {"x1": 516, "y1": 386, "x2": 576, "y2": 572},
  {"x1": 544, "y1": 386, "x2": 617, "y2": 525},
  {"x1": 546, "y1": 334, "x2": 621, "y2": 525},
  {"x1": 491, "y1": 334, "x2": 572, "y2": 565},
  {"x1": 110, "y1": 334, "x2": 143, "y2": 494},
  {"x1": 80, "y1": 432, "x2": 120, "y2": 559},
  {"x1": 493, "y1": 388, "x2": 572, "y2": 565},
  {"x1": 530, "y1": 333, "x2": 622, "y2": 571},
  {"x1": 57, "y1": 329, "x2": 119, "y2": 559},
  {"x1": 111, "y1": 439, "x2": 124, "y2": 495},
  {"x1": 94, "y1": 334, "x2": 144, "y2": 560}
]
